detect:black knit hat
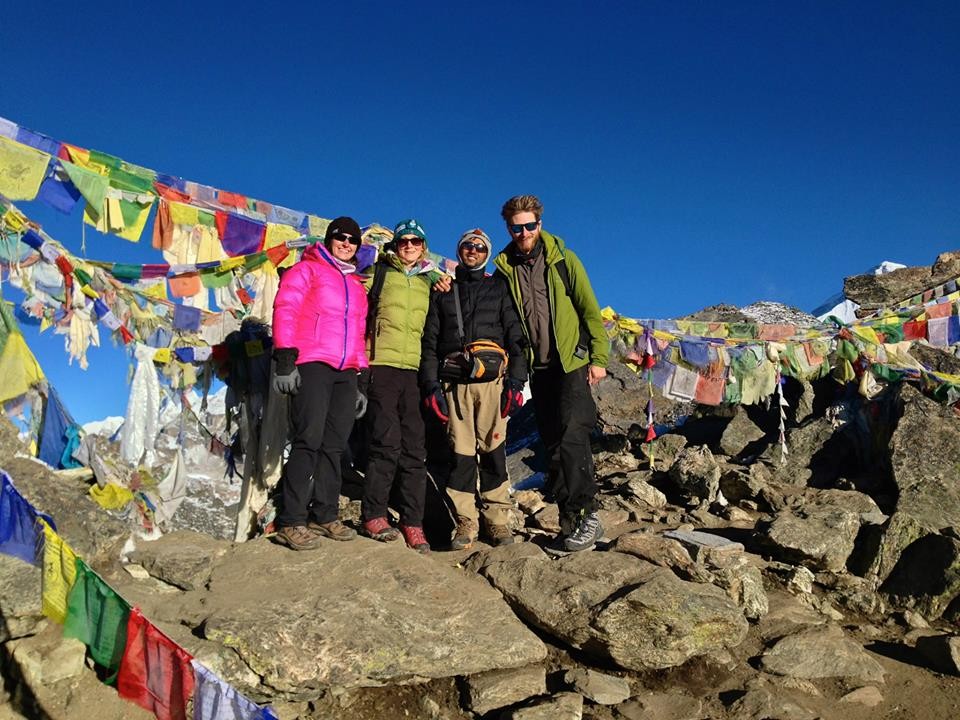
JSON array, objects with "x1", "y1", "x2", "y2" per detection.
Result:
[{"x1": 324, "y1": 216, "x2": 362, "y2": 245}]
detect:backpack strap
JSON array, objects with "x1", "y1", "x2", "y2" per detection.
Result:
[
  {"x1": 452, "y1": 281, "x2": 466, "y2": 348},
  {"x1": 365, "y1": 260, "x2": 389, "y2": 359}
]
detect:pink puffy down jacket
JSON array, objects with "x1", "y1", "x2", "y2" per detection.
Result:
[{"x1": 272, "y1": 242, "x2": 369, "y2": 371}]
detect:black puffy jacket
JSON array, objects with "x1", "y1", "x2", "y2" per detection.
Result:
[{"x1": 420, "y1": 264, "x2": 527, "y2": 388}]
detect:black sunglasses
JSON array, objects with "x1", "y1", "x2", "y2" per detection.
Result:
[
  {"x1": 396, "y1": 237, "x2": 424, "y2": 247},
  {"x1": 509, "y1": 221, "x2": 539, "y2": 235},
  {"x1": 331, "y1": 232, "x2": 361, "y2": 246},
  {"x1": 460, "y1": 242, "x2": 488, "y2": 253}
]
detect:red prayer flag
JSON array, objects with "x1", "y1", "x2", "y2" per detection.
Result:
[
  {"x1": 152, "y1": 199, "x2": 173, "y2": 251},
  {"x1": 217, "y1": 191, "x2": 248, "y2": 209},
  {"x1": 117, "y1": 608, "x2": 195, "y2": 720}
]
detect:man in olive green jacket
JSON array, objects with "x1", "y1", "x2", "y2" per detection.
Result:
[{"x1": 493, "y1": 195, "x2": 609, "y2": 553}]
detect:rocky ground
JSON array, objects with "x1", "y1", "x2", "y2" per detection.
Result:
[{"x1": 3, "y1": 255, "x2": 960, "y2": 719}]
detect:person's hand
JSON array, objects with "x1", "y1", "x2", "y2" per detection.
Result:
[
  {"x1": 587, "y1": 365, "x2": 607, "y2": 386},
  {"x1": 500, "y1": 378, "x2": 525, "y2": 418},
  {"x1": 274, "y1": 367, "x2": 301, "y2": 395},
  {"x1": 423, "y1": 385, "x2": 449, "y2": 423},
  {"x1": 273, "y1": 348, "x2": 301, "y2": 395},
  {"x1": 432, "y1": 275, "x2": 453, "y2": 293},
  {"x1": 355, "y1": 391, "x2": 368, "y2": 419}
]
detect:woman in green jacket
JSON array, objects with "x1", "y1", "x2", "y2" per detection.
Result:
[{"x1": 361, "y1": 219, "x2": 446, "y2": 553}]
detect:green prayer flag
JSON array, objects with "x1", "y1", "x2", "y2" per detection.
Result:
[
  {"x1": 61, "y1": 162, "x2": 109, "y2": 212},
  {"x1": 728, "y1": 323, "x2": 759, "y2": 339},
  {"x1": 243, "y1": 251, "x2": 268, "y2": 272},
  {"x1": 64, "y1": 557, "x2": 130, "y2": 677},
  {"x1": 111, "y1": 263, "x2": 143, "y2": 281},
  {"x1": 201, "y1": 270, "x2": 234, "y2": 289},
  {"x1": 197, "y1": 209, "x2": 215, "y2": 228},
  {"x1": 109, "y1": 167, "x2": 155, "y2": 195},
  {"x1": 88, "y1": 150, "x2": 121, "y2": 170}
]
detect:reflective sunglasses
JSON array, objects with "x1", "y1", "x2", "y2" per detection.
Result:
[
  {"x1": 397, "y1": 237, "x2": 424, "y2": 247},
  {"x1": 331, "y1": 232, "x2": 361, "y2": 246},
  {"x1": 460, "y1": 242, "x2": 488, "y2": 253},
  {"x1": 509, "y1": 221, "x2": 539, "y2": 235}
]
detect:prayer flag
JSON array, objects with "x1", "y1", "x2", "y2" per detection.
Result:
[
  {"x1": 64, "y1": 557, "x2": 130, "y2": 676},
  {"x1": 191, "y1": 660, "x2": 279, "y2": 720},
  {"x1": 0, "y1": 471, "x2": 43, "y2": 565},
  {"x1": 173, "y1": 304, "x2": 202, "y2": 332},
  {"x1": 215, "y1": 211, "x2": 265, "y2": 257},
  {"x1": 39, "y1": 519, "x2": 78, "y2": 624},
  {"x1": 0, "y1": 136, "x2": 50, "y2": 200},
  {"x1": 117, "y1": 608, "x2": 195, "y2": 720}
]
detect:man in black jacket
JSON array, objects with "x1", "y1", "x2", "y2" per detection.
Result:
[{"x1": 421, "y1": 229, "x2": 527, "y2": 549}]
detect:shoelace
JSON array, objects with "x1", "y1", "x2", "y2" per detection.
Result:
[{"x1": 569, "y1": 513, "x2": 600, "y2": 542}]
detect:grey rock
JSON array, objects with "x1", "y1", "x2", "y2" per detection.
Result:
[
  {"x1": 712, "y1": 557, "x2": 769, "y2": 620},
  {"x1": 199, "y1": 538, "x2": 546, "y2": 699},
  {"x1": 624, "y1": 473, "x2": 668, "y2": 509},
  {"x1": 0, "y1": 554, "x2": 42, "y2": 642},
  {"x1": 530, "y1": 504, "x2": 561, "y2": 533},
  {"x1": 839, "y1": 686, "x2": 884, "y2": 707},
  {"x1": 615, "y1": 692, "x2": 702, "y2": 720},
  {"x1": 669, "y1": 446, "x2": 721, "y2": 504},
  {"x1": 464, "y1": 665, "x2": 546, "y2": 715},
  {"x1": 563, "y1": 668, "x2": 630, "y2": 705},
  {"x1": 663, "y1": 529, "x2": 744, "y2": 565},
  {"x1": 510, "y1": 691, "x2": 583, "y2": 720},
  {"x1": 594, "y1": 449, "x2": 640, "y2": 476},
  {"x1": 915, "y1": 634, "x2": 960, "y2": 676},
  {"x1": 593, "y1": 569, "x2": 749, "y2": 670},
  {"x1": 764, "y1": 507, "x2": 860, "y2": 573},
  {"x1": 719, "y1": 409, "x2": 766, "y2": 457},
  {"x1": 843, "y1": 254, "x2": 960, "y2": 312},
  {"x1": 761, "y1": 625, "x2": 886, "y2": 683},
  {"x1": 129, "y1": 529, "x2": 232, "y2": 590},
  {"x1": 638, "y1": 433, "x2": 688, "y2": 471},
  {"x1": 719, "y1": 463, "x2": 770, "y2": 502},
  {"x1": 726, "y1": 686, "x2": 818, "y2": 720},
  {"x1": 10, "y1": 631, "x2": 86, "y2": 685},
  {"x1": 610, "y1": 531, "x2": 703, "y2": 578},
  {"x1": 867, "y1": 386, "x2": 960, "y2": 617},
  {"x1": 757, "y1": 588, "x2": 827, "y2": 643}
]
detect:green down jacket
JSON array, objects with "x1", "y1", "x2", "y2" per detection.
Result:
[{"x1": 366, "y1": 262, "x2": 432, "y2": 371}]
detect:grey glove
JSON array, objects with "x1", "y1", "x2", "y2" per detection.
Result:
[
  {"x1": 273, "y1": 366, "x2": 301, "y2": 395},
  {"x1": 355, "y1": 392, "x2": 368, "y2": 419}
]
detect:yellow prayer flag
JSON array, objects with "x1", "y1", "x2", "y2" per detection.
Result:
[
  {"x1": 218, "y1": 257, "x2": 245, "y2": 272},
  {"x1": 40, "y1": 519, "x2": 78, "y2": 624},
  {"x1": 169, "y1": 201, "x2": 200, "y2": 226},
  {"x1": 0, "y1": 136, "x2": 50, "y2": 201},
  {"x1": 153, "y1": 348, "x2": 171, "y2": 364},
  {"x1": 851, "y1": 326, "x2": 881, "y2": 346},
  {"x1": 307, "y1": 215, "x2": 330, "y2": 237},
  {"x1": 89, "y1": 482, "x2": 134, "y2": 510},
  {"x1": 264, "y1": 223, "x2": 299, "y2": 272}
]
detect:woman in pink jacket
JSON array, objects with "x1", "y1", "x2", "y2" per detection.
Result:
[{"x1": 271, "y1": 217, "x2": 369, "y2": 551}]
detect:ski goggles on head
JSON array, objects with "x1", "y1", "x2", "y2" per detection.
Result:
[{"x1": 508, "y1": 221, "x2": 539, "y2": 235}]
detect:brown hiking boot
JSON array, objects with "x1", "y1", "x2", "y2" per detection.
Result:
[
  {"x1": 450, "y1": 517, "x2": 479, "y2": 551},
  {"x1": 275, "y1": 525, "x2": 321, "y2": 551},
  {"x1": 307, "y1": 519, "x2": 357, "y2": 541},
  {"x1": 484, "y1": 523, "x2": 515, "y2": 547}
]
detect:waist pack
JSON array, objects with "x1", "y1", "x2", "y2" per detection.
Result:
[{"x1": 439, "y1": 339, "x2": 507, "y2": 383}]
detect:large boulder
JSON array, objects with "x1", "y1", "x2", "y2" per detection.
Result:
[
  {"x1": 867, "y1": 386, "x2": 960, "y2": 617},
  {"x1": 669, "y1": 446, "x2": 721, "y2": 504},
  {"x1": 470, "y1": 544, "x2": 748, "y2": 670},
  {"x1": 195, "y1": 537, "x2": 546, "y2": 699},
  {"x1": 764, "y1": 507, "x2": 861, "y2": 573},
  {"x1": 719, "y1": 409, "x2": 766, "y2": 458},
  {"x1": 760, "y1": 625, "x2": 885, "y2": 683}
]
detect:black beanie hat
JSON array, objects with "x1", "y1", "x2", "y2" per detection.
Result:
[{"x1": 324, "y1": 216, "x2": 362, "y2": 246}]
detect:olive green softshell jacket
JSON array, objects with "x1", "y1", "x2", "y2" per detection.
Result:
[
  {"x1": 366, "y1": 265, "x2": 432, "y2": 370},
  {"x1": 493, "y1": 230, "x2": 609, "y2": 373}
]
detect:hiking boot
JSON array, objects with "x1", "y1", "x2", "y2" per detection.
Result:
[
  {"x1": 307, "y1": 519, "x2": 357, "y2": 541},
  {"x1": 450, "y1": 517, "x2": 479, "y2": 551},
  {"x1": 275, "y1": 525, "x2": 321, "y2": 551},
  {"x1": 361, "y1": 517, "x2": 401, "y2": 542},
  {"x1": 399, "y1": 524, "x2": 430, "y2": 554},
  {"x1": 484, "y1": 523, "x2": 515, "y2": 547},
  {"x1": 562, "y1": 511, "x2": 603, "y2": 553}
]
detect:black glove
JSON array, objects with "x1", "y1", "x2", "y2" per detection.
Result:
[
  {"x1": 423, "y1": 384, "x2": 449, "y2": 423},
  {"x1": 273, "y1": 348, "x2": 300, "y2": 395},
  {"x1": 355, "y1": 368, "x2": 370, "y2": 418},
  {"x1": 500, "y1": 378, "x2": 525, "y2": 418}
]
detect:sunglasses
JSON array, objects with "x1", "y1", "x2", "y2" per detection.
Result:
[
  {"x1": 509, "y1": 221, "x2": 539, "y2": 235},
  {"x1": 396, "y1": 237, "x2": 424, "y2": 247},
  {"x1": 331, "y1": 232, "x2": 361, "y2": 246},
  {"x1": 460, "y1": 242, "x2": 488, "y2": 253}
]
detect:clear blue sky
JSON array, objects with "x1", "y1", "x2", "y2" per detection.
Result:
[{"x1": 2, "y1": 2, "x2": 958, "y2": 423}]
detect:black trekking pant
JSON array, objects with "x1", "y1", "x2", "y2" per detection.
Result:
[
  {"x1": 278, "y1": 361, "x2": 357, "y2": 527},
  {"x1": 530, "y1": 363, "x2": 599, "y2": 534},
  {"x1": 362, "y1": 365, "x2": 427, "y2": 525}
]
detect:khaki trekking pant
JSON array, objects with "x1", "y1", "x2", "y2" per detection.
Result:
[{"x1": 444, "y1": 378, "x2": 512, "y2": 527}]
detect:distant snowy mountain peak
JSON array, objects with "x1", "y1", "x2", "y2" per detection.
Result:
[
  {"x1": 812, "y1": 259, "x2": 905, "y2": 322},
  {"x1": 82, "y1": 416, "x2": 124, "y2": 438}
]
